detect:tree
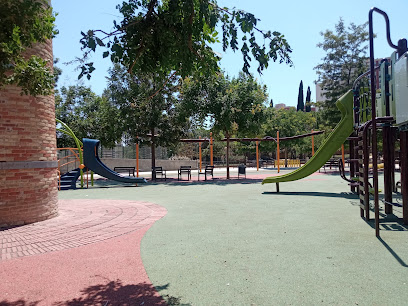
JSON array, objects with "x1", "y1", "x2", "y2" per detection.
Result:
[
  {"x1": 314, "y1": 18, "x2": 369, "y2": 127},
  {"x1": 0, "y1": 0, "x2": 57, "y2": 96},
  {"x1": 297, "y1": 80, "x2": 304, "y2": 111},
  {"x1": 261, "y1": 107, "x2": 316, "y2": 161},
  {"x1": 305, "y1": 86, "x2": 311, "y2": 112},
  {"x1": 53, "y1": 58, "x2": 63, "y2": 86},
  {"x1": 182, "y1": 72, "x2": 267, "y2": 178},
  {"x1": 55, "y1": 85, "x2": 120, "y2": 148},
  {"x1": 105, "y1": 64, "x2": 191, "y2": 177},
  {"x1": 77, "y1": 0, "x2": 293, "y2": 88}
]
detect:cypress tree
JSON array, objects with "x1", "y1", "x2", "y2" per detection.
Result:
[
  {"x1": 297, "y1": 80, "x2": 304, "y2": 111},
  {"x1": 305, "y1": 86, "x2": 312, "y2": 112}
]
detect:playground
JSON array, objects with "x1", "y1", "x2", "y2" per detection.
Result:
[
  {"x1": 2, "y1": 6, "x2": 408, "y2": 306},
  {"x1": 1, "y1": 167, "x2": 408, "y2": 305}
]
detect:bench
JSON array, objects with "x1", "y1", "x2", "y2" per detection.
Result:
[
  {"x1": 152, "y1": 166, "x2": 167, "y2": 181},
  {"x1": 198, "y1": 165, "x2": 214, "y2": 181},
  {"x1": 114, "y1": 167, "x2": 135, "y2": 176},
  {"x1": 321, "y1": 159, "x2": 339, "y2": 172},
  {"x1": 178, "y1": 166, "x2": 192, "y2": 180}
]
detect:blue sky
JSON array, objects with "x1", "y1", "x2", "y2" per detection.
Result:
[{"x1": 53, "y1": 0, "x2": 407, "y2": 107}]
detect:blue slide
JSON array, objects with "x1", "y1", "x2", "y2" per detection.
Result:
[{"x1": 83, "y1": 138, "x2": 147, "y2": 184}]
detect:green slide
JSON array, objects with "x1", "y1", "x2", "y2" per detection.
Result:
[{"x1": 262, "y1": 90, "x2": 354, "y2": 185}]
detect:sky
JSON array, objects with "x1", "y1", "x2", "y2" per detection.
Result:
[{"x1": 52, "y1": 0, "x2": 408, "y2": 107}]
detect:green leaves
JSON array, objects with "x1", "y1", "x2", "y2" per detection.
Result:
[
  {"x1": 78, "y1": 1, "x2": 293, "y2": 81},
  {"x1": 0, "y1": 0, "x2": 57, "y2": 96},
  {"x1": 78, "y1": 63, "x2": 95, "y2": 80},
  {"x1": 315, "y1": 18, "x2": 369, "y2": 127},
  {"x1": 261, "y1": 107, "x2": 317, "y2": 154},
  {"x1": 104, "y1": 64, "x2": 190, "y2": 148},
  {"x1": 10, "y1": 55, "x2": 54, "y2": 96},
  {"x1": 181, "y1": 72, "x2": 267, "y2": 138}
]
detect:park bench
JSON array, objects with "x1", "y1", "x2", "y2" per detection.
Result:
[
  {"x1": 178, "y1": 165, "x2": 192, "y2": 180},
  {"x1": 321, "y1": 158, "x2": 339, "y2": 172},
  {"x1": 152, "y1": 166, "x2": 167, "y2": 181},
  {"x1": 198, "y1": 165, "x2": 214, "y2": 181},
  {"x1": 152, "y1": 167, "x2": 167, "y2": 180},
  {"x1": 114, "y1": 167, "x2": 135, "y2": 176}
]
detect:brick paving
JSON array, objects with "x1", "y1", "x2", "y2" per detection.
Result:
[{"x1": 0, "y1": 199, "x2": 167, "y2": 261}]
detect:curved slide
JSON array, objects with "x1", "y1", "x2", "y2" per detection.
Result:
[
  {"x1": 83, "y1": 138, "x2": 147, "y2": 184},
  {"x1": 262, "y1": 90, "x2": 354, "y2": 184}
]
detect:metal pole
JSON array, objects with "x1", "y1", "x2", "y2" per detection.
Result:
[
  {"x1": 256, "y1": 141, "x2": 259, "y2": 171},
  {"x1": 369, "y1": 8, "x2": 380, "y2": 237},
  {"x1": 136, "y1": 141, "x2": 139, "y2": 177},
  {"x1": 401, "y1": 131, "x2": 408, "y2": 224},
  {"x1": 312, "y1": 129, "x2": 315, "y2": 156},
  {"x1": 210, "y1": 132, "x2": 213, "y2": 166},
  {"x1": 277, "y1": 131, "x2": 280, "y2": 173},
  {"x1": 199, "y1": 136, "x2": 202, "y2": 171}
]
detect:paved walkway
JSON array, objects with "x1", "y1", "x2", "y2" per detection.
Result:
[
  {"x1": 1, "y1": 199, "x2": 166, "y2": 261},
  {"x1": 0, "y1": 199, "x2": 167, "y2": 305}
]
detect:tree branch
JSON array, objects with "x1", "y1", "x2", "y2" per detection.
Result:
[
  {"x1": 128, "y1": 37, "x2": 145, "y2": 74},
  {"x1": 147, "y1": 70, "x2": 179, "y2": 101}
]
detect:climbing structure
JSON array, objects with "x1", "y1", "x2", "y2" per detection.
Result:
[{"x1": 346, "y1": 8, "x2": 408, "y2": 236}]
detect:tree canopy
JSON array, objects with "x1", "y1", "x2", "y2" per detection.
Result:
[
  {"x1": 261, "y1": 106, "x2": 317, "y2": 158},
  {"x1": 55, "y1": 85, "x2": 119, "y2": 148},
  {"x1": 314, "y1": 18, "x2": 369, "y2": 127},
  {"x1": 78, "y1": 0, "x2": 293, "y2": 82},
  {"x1": 181, "y1": 72, "x2": 267, "y2": 178},
  {"x1": 105, "y1": 64, "x2": 191, "y2": 172},
  {"x1": 0, "y1": 0, "x2": 57, "y2": 96}
]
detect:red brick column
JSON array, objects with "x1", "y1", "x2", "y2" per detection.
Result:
[{"x1": 0, "y1": 37, "x2": 58, "y2": 227}]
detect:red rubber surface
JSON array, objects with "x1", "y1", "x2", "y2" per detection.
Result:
[{"x1": 0, "y1": 199, "x2": 167, "y2": 305}]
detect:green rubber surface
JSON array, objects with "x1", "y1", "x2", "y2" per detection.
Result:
[{"x1": 262, "y1": 90, "x2": 354, "y2": 184}]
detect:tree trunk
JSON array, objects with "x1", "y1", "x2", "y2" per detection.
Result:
[
  {"x1": 226, "y1": 131, "x2": 230, "y2": 179},
  {"x1": 285, "y1": 147, "x2": 288, "y2": 167},
  {"x1": 151, "y1": 128, "x2": 156, "y2": 180}
]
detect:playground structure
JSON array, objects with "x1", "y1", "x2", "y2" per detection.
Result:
[
  {"x1": 82, "y1": 138, "x2": 147, "y2": 184},
  {"x1": 57, "y1": 128, "x2": 320, "y2": 188},
  {"x1": 180, "y1": 130, "x2": 323, "y2": 172},
  {"x1": 263, "y1": 8, "x2": 408, "y2": 236},
  {"x1": 56, "y1": 120, "x2": 146, "y2": 189},
  {"x1": 351, "y1": 7, "x2": 408, "y2": 236}
]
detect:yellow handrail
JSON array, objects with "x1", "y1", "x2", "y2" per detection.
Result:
[
  {"x1": 57, "y1": 147, "x2": 82, "y2": 188},
  {"x1": 57, "y1": 169, "x2": 61, "y2": 191}
]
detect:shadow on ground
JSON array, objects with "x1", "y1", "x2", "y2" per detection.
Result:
[
  {"x1": 0, "y1": 280, "x2": 191, "y2": 306},
  {"x1": 80, "y1": 177, "x2": 265, "y2": 189},
  {"x1": 52, "y1": 279, "x2": 190, "y2": 306},
  {"x1": 377, "y1": 237, "x2": 408, "y2": 267},
  {"x1": 262, "y1": 191, "x2": 359, "y2": 199}
]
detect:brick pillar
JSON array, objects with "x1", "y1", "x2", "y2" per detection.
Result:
[{"x1": 0, "y1": 36, "x2": 58, "y2": 227}]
